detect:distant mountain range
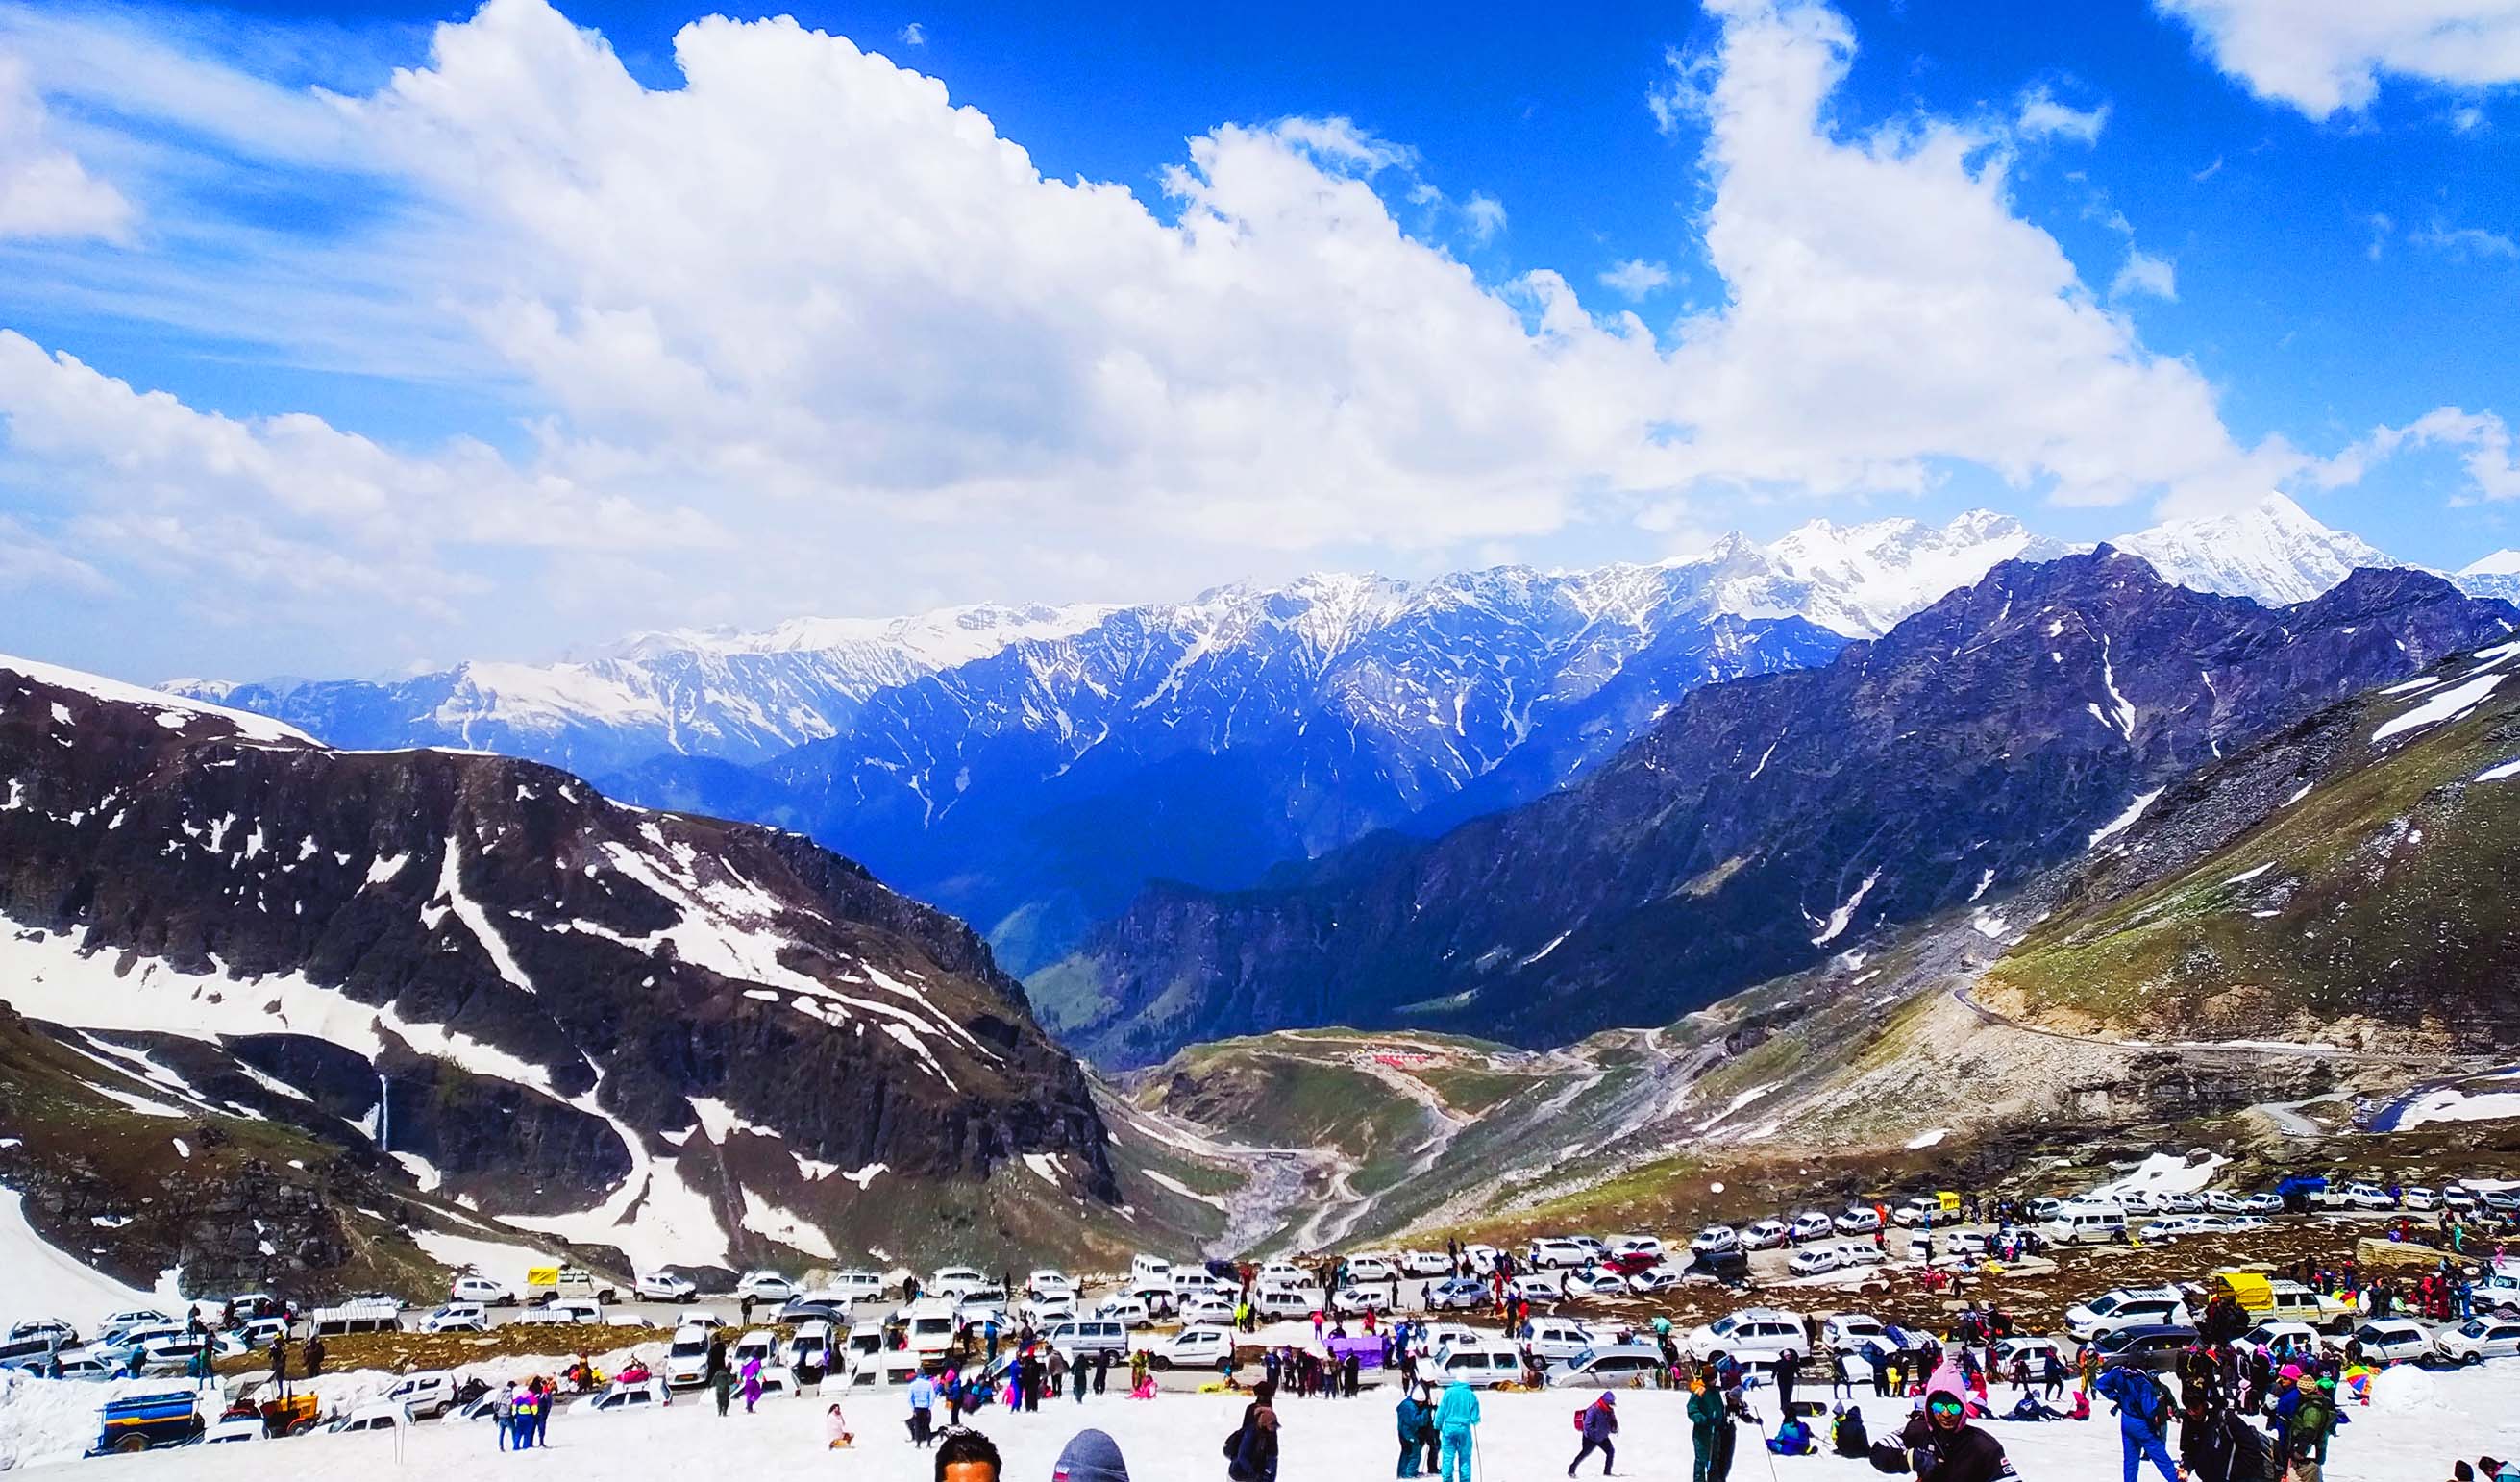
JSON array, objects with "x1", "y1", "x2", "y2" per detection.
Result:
[
  {"x1": 1036, "y1": 556, "x2": 2520, "y2": 1064},
  {"x1": 167, "y1": 494, "x2": 2504, "y2": 976}
]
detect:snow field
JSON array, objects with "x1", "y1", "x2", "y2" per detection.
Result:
[{"x1": 14, "y1": 1366, "x2": 2520, "y2": 1481}]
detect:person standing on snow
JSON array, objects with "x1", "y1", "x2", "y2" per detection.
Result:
[
  {"x1": 1568, "y1": 1393, "x2": 1617, "y2": 1476},
  {"x1": 2095, "y1": 1361, "x2": 2180, "y2": 1482},
  {"x1": 1434, "y1": 1373, "x2": 1480, "y2": 1482},
  {"x1": 907, "y1": 1369, "x2": 938, "y2": 1446},
  {"x1": 1688, "y1": 1364, "x2": 1741, "y2": 1482},
  {"x1": 1395, "y1": 1384, "x2": 1434, "y2": 1477}
]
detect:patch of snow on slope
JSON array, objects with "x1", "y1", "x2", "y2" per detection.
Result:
[
  {"x1": 1021, "y1": 1152, "x2": 1065, "y2": 1187},
  {"x1": 2089, "y1": 1151, "x2": 2227, "y2": 1199},
  {"x1": 2373, "y1": 674, "x2": 2505, "y2": 744},
  {"x1": 2477, "y1": 759, "x2": 2520, "y2": 783},
  {"x1": 433, "y1": 841, "x2": 537, "y2": 997},
  {"x1": 0, "y1": 1187, "x2": 180, "y2": 1337},
  {"x1": 407, "y1": 1228, "x2": 558, "y2": 1291},
  {"x1": 2088, "y1": 788, "x2": 2165, "y2": 849},
  {"x1": 1905, "y1": 1128, "x2": 1949, "y2": 1149},
  {"x1": 1808, "y1": 870, "x2": 1881, "y2": 946},
  {"x1": 738, "y1": 1189, "x2": 837, "y2": 1261},
  {"x1": 2396, "y1": 1089, "x2": 2520, "y2": 1127},
  {"x1": 690, "y1": 1097, "x2": 780, "y2": 1142},
  {"x1": 843, "y1": 1163, "x2": 887, "y2": 1190},
  {"x1": 1140, "y1": 1169, "x2": 1229, "y2": 1212}
]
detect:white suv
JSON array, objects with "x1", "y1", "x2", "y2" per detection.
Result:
[
  {"x1": 1526, "y1": 1238, "x2": 1594, "y2": 1269},
  {"x1": 2065, "y1": 1288, "x2": 2190, "y2": 1344}
]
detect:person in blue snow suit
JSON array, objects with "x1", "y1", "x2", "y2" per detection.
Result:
[{"x1": 2094, "y1": 1362, "x2": 2181, "y2": 1482}]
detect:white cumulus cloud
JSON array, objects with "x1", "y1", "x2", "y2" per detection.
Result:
[{"x1": 2156, "y1": 0, "x2": 2520, "y2": 117}]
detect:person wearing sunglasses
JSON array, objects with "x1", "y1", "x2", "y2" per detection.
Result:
[{"x1": 1896, "y1": 1368, "x2": 2015, "y2": 1481}]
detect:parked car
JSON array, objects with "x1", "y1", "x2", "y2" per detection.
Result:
[
  {"x1": 1251, "y1": 1285, "x2": 1322, "y2": 1320},
  {"x1": 2402, "y1": 1187, "x2": 2442, "y2": 1212},
  {"x1": 1046, "y1": 1320, "x2": 1132, "y2": 1360},
  {"x1": 1330, "y1": 1286, "x2": 1387, "y2": 1317},
  {"x1": 2336, "y1": 1183, "x2": 2396, "y2": 1212},
  {"x1": 1787, "y1": 1247, "x2": 1843, "y2": 1277},
  {"x1": 1525, "y1": 1238, "x2": 1593, "y2": 1270},
  {"x1": 1740, "y1": 1221, "x2": 1789, "y2": 1251},
  {"x1": 1562, "y1": 1270, "x2": 1630, "y2": 1298},
  {"x1": 1026, "y1": 1270, "x2": 1075, "y2": 1299},
  {"x1": 2086, "y1": 1324, "x2": 2201, "y2": 1372},
  {"x1": 819, "y1": 1272, "x2": 889, "y2": 1304},
  {"x1": 1835, "y1": 1242, "x2": 1885, "y2": 1269},
  {"x1": 1148, "y1": 1326, "x2": 1235, "y2": 1371},
  {"x1": 666, "y1": 1324, "x2": 716, "y2": 1388},
  {"x1": 1787, "y1": 1212, "x2": 1834, "y2": 1242},
  {"x1": 2352, "y1": 1319, "x2": 2433, "y2": 1364},
  {"x1": 1094, "y1": 1297, "x2": 1155, "y2": 1329},
  {"x1": 1430, "y1": 1339, "x2": 1523, "y2": 1388},
  {"x1": 417, "y1": 1303, "x2": 489, "y2": 1334},
  {"x1": 516, "y1": 1297, "x2": 603, "y2": 1326},
  {"x1": 1686, "y1": 1309, "x2": 1808, "y2": 1359},
  {"x1": 450, "y1": 1274, "x2": 513, "y2": 1306},
  {"x1": 2436, "y1": 1316, "x2": 2520, "y2": 1365},
  {"x1": 1823, "y1": 1315, "x2": 1889, "y2": 1352},
  {"x1": 382, "y1": 1373, "x2": 457, "y2": 1420},
  {"x1": 2240, "y1": 1193, "x2": 2285, "y2": 1214},
  {"x1": 1346, "y1": 1256, "x2": 1400, "y2": 1285},
  {"x1": 326, "y1": 1402, "x2": 411, "y2": 1434},
  {"x1": 587, "y1": 1377, "x2": 672, "y2": 1412},
  {"x1": 1177, "y1": 1296, "x2": 1235, "y2": 1326},
  {"x1": 1626, "y1": 1266, "x2": 1685, "y2": 1295},
  {"x1": 1546, "y1": 1344, "x2": 1666, "y2": 1388},
  {"x1": 1521, "y1": 1320, "x2": 1596, "y2": 1365},
  {"x1": 1400, "y1": 1250, "x2": 1454, "y2": 1278},
  {"x1": 2065, "y1": 1288, "x2": 2190, "y2": 1343},
  {"x1": 2242, "y1": 1321, "x2": 2324, "y2": 1360},
  {"x1": 2202, "y1": 1192, "x2": 2246, "y2": 1214},
  {"x1": 1890, "y1": 1197, "x2": 1943, "y2": 1228},
  {"x1": 1424, "y1": 1278, "x2": 1489, "y2": 1313},
  {"x1": 1689, "y1": 1225, "x2": 1740, "y2": 1256},
  {"x1": 2025, "y1": 1198, "x2": 2063, "y2": 1222},
  {"x1": 1503, "y1": 1275, "x2": 1561, "y2": 1307},
  {"x1": 734, "y1": 1272, "x2": 796, "y2": 1302},
  {"x1": 1833, "y1": 1207, "x2": 1883, "y2": 1236},
  {"x1": 2154, "y1": 1192, "x2": 2204, "y2": 1214},
  {"x1": 636, "y1": 1272, "x2": 698, "y2": 1302}
]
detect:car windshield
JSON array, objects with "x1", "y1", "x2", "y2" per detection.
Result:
[{"x1": 2460, "y1": 1319, "x2": 2490, "y2": 1337}]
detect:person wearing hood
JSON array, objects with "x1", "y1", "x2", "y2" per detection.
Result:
[
  {"x1": 1569, "y1": 1393, "x2": 1617, "y2": 1476},
  {"x1": 2094, "y1": 1361, "x2": 2178, "y2": 1482},
  {"x1": 1053, "y1": 1428, "x2": 1128, "y2": 1482},
  {"x1": 1898, "y1": 1363, "x2": 2015, "y2": 1481},
  {"x1": 1396, "y1": 1385, "x2": 1435, "y2": 1477},
  {"x1": 1831, "y1": 1405, "x2": 1870, "y2": 1458},
  {"x1": 1435, "y1": 1374, "x2": 1481, "y2": 1482}
]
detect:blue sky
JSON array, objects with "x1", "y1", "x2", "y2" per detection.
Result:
[{"x1": 0, "y1": 0, "x2": 2517, "y2": 679}]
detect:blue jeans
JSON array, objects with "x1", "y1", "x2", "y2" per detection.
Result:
[
  {"x1": 1442, "y1": 1426, "x2": 1473, "y2": 1482},
  {"x1": 2121, "y1": 1429, "x2": 2177, "y2": 1482}
]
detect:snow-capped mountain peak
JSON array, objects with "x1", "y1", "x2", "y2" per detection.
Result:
[
  {"x1": 2109, "y1": 492, "x2": 2399, "y2": 607},
  {"x1": 2462, "y1": 549, "x2": 2520, "y2": 578}
]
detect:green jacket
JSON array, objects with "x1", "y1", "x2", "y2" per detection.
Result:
[
  {"x1": 2289, "y1": 1388, "x2": 2335, "y2": 1462},
  {"x1": 1688, "y1": 1387, "x2": 1729, "y2": 1437}
]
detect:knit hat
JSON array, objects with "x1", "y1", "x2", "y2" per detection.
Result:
[
  {"x1": 1051, "y1": 1428, "x2": 1130, "y2": 1482},
  {"x1": 2277, "y1": 1363, "x2": 2304, "y2": 1381}
]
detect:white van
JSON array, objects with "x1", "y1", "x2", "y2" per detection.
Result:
[
  {"x1": 1047, "y1": 1319, "x2": 1131, "y2": 1359},
  {"x1": 2043, "y1": 1202, "x2": 2128, "y2": 1247},
  {"x1": 1251, "y1": 1284, "x2": 1322, "y2": 1319},
  {"x1": 814, "y1": 1272, "x2": 888, "y2": 1305},
  {"x1": 1128, "y1": 1254, "x2": 1176, "y2": 1294}
]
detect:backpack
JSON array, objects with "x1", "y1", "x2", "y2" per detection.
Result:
[{"x1": 1573, "y1": 1406, "x2": 1587, "y2": 1431}]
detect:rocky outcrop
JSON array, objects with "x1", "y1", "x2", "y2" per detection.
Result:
[
  {"x1": 0, "y1": 655, "x2": 1118, "y2": 1269},
  {"x1": 1049, "y1": 556, "x2": 2520, "y2": 1062}
]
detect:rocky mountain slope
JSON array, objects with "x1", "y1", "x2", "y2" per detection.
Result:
[
  {"x1": 1977, "y1": 633, "x2": 2520, "y2": 1050},
  {"x1": 0, "y1": 652, "x2": 1133, "y2": 1281},
  {"x1": 1041, "y1": 555, "x2": 2520, "y2": 1064}
]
